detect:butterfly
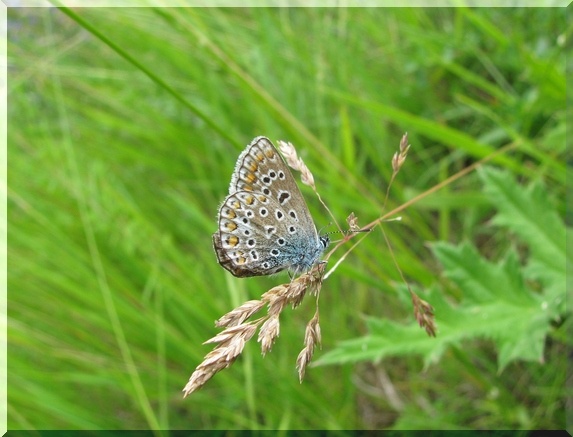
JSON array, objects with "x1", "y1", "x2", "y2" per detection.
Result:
[{"x1": 213, "y1": 136, "x2": 329, "y2": 277}]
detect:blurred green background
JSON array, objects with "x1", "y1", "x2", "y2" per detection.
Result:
[{"x1": 8, "y1": 6, "x2": 569, "y2": 431}]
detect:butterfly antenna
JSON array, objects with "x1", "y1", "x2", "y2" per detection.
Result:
[{"x1": 320, "y1": 223, "x2": 370, "y2": 243}]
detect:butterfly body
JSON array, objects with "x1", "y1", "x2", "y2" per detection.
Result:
[{"x1": 213, "y1": 136, "x2": 329, "y2": 277}]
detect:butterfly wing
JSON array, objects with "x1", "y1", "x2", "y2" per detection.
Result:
[
  {"x1": 213, "y1": 137, "x2": 323, "y2": 277},
  {"x1": 229, "y1": 137, "x2": 316, "y2": 233}
]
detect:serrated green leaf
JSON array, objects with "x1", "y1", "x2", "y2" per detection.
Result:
[
  {"x1": 318, "y1": 246, "x2": 550, "y2": 371},
  {"x1": 478, "y1": 167, "x2": 567, "y2": 295},
  {"x1": 315, "y1": 287, "x2": 451, "y2": 369},
  {"x1": 434, "y1": 243, "x2": 549, "y2": 370},
  {"x1": 435, "y1": 242, "x2": 537, "y2": 306}
]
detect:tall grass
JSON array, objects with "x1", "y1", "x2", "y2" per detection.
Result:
[{"x1": 8, "y1": 7, "x2": 568, "y2": 430}]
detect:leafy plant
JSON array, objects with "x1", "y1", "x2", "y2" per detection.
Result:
[{"x1": 318, "y1": 166, "x2": 568, "y2": 381}]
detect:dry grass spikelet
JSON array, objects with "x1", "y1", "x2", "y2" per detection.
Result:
[
  {"x1": 307, "y1": 261, "x2": 326, "y2": 295},
  {"x1": 258, "y1": 315, "x2": 280, "y2": 356},
  {"x1": 182, "y1": 323, "x2": 258, "y2": 397},
  {"x1": 392, "y1": 132, "x2": 410, "y2": 175},
  {"x1": 411, "y1": 292, "x2": 437, "y2": 337},
  {"x1": 215, "y1": 300, "x2": 266, "y2": 328},
  {"x1": 262, "y1": 284, "x2": 289, "y2": 317},
  {"x1": 284, "y1": 277, "x2": 309, "y2": 307},
  {"x1": 277, "y1": 140, "x2": 316, "y2": 189},
  {"x1": 296, "y1": 312, "x2": 322, "y2": 382},
  {"x1": 346, "y1": 212, "x2": 360, "y2": 231},
  {"x1": 182, "y1": 265, "x2": 326, "y2": 397}
]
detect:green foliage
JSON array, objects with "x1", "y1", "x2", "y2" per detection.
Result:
[
  {"x1": 319, "y1": 168, "x2": 567, "y2": 372},
  {"x1": 481, "y1": 167, "x2": 569, "y2": 299},
  {"x1": 8, "y1": 7, "x2": 567, "y2": 432}
]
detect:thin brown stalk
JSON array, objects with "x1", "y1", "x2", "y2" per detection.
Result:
[
  {"x1": 381, "y1": 226, "x2": 437, "y2": 337},
  {"x1": 369, "y1": 142, "x2": 518, "y2": 229}
]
